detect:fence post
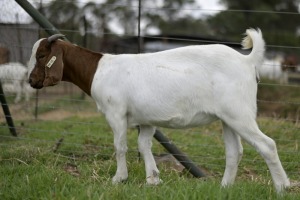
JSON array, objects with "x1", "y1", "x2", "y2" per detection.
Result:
[
  {"x1": 80, "y1": 15, "x2": 88, "y2": 100},
  {"x1": 137, "y1": 0, "x2": 142, "y2": 53},
  {"x1": 0, "y1": 82, "x2": 17, "y2": 136}
]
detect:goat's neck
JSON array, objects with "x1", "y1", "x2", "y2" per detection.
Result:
[{"x1": 62, "y1": 44, "x2": 102, "y2": 96}]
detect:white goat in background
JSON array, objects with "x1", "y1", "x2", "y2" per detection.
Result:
[
  {"x1": 260, "y1": 56, "x2": 283, "y2": 80},
  {"x1": 0, "y1": 62, "x2": 34, "y2": 103},
  {"x1": 28, "y1": 28, "x2": 290, "y2": 192}
]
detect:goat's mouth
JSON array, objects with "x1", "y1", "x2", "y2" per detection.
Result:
[
  {"x1": 28, "y1": 78, "x2": 44, "y2": 89},
  {"x1": 31, "y1": 84, "x2": 43, "y2": 89},
  {"x1": 30, "y1": 83, "x2": 44, "y2": 89}
]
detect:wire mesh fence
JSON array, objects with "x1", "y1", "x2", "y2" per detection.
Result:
[{"x1": 0, "y1": 0, "x2": 299, "y2": 181}]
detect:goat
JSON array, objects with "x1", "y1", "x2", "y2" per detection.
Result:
[
  {"x1": 28, "y1": 29, "x2": 290, "y2": 192},
  {"x1": 260, "y1": 56, "x2": 283, "y2": 80},
  {"x1": 2, "y1": 82, "x2": 35, "y2": 102},
  {"x1": 0, "y1": 62, "x2": 30, "y2": 103}
]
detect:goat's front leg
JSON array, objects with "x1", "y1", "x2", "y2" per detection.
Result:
[
  {"x1": 14, "y1": 82, "x2": 22, "y2": 103},
  {"x1": 105, "y1": 112, "x2": 128, "y2": 184},
  {"x1": 138, "y1": 125, "x2": 161, "y2": 185}
]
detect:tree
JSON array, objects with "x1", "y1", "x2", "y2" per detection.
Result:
[
  {"x1": 46, "y1": 0, "x2": 79, "y2": 27},
  {"x1": 207, "y1": 0, "x2": 300, "y2": 47},
  {"x1": 37, "y1": 0, "x2": 212, "y2": 39},
  {"x1": 38, "y1": 0, "x2": 82, "y2": 41},
  {"x1": 83, "y1": 0, "x2": 203, "y2": 36},
  {"x1": 143, "y1": 0, "x2": 211, "y2": 36}
]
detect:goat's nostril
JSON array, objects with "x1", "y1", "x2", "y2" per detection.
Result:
[{"x1": 29, "y1": 78, "x2": 32, "y2": 84}]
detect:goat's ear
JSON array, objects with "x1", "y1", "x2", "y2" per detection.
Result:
[{"x1": 43, "y1": 44, "x2": 63, "y2": 87}]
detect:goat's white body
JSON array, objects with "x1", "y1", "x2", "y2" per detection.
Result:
[
  {"x1": 92, "y1": 45, "x2": 256, "y2": 128},
  {"x1": 0, "y1": 62, "x2": 31, "y2": 103},
  {"x1": 90, "y1": 29, "x2": 290, "y2": 192}
]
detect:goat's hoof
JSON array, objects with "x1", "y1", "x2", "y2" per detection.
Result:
[
  {"x1": 146, "y1": 176, "x2": 163, "y2": 185},
  {"x1": 112, "y1": 175, "x2": 128, "y2": 184},
  {"x1": 273, "y1": 179, "x2": 291, "y2": 193},
  {"x1": 221, "y1": 181, "x2": 234, "y2": 188}
]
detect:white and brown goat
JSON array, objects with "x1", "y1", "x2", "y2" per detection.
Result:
[{"x1": 28, "y1": 29, "x2": 290, "y2": 192}]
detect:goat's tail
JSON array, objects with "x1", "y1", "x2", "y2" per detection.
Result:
[{"x1": 241, "y1": 28, "x2": 265, "y2": 70}]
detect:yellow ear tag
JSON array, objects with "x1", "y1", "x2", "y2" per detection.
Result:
[{"x1": 46, "y1": 56, "x2": 56, "y2": 68}]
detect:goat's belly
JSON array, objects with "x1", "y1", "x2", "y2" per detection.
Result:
[{"x1": 128, "y1": 112, "x2": 218, "y2": 129}]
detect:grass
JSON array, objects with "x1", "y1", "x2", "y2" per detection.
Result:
[{"x1": 0, "y1": 114, "x2": 299, "y2": 199}]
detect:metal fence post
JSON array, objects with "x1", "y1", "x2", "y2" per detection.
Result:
[
  {"x1": 0, "y1": 82, "x2": 17, "y2": 136},
  {"x1": 154, "y1": 130, "x2": 205, "y2": 178}
]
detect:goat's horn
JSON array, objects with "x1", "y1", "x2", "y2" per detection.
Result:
[{"x1": 47, "y1": 34, "x2": 65, "y2": 43}]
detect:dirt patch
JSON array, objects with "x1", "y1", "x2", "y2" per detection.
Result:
[
  {"x1": 38, "y1": 109, "x2": 100, "y2": 121},
  {"x1": 38, "y1": 109, "x2": 72, "y2": 121},
  {"x1": 0, "y1": 103, "x2": 99, "y2": 123}
]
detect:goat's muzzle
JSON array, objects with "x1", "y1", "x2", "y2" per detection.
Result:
[{"x1": 28, "y1": 75, "x2": 44, "y2": 89}]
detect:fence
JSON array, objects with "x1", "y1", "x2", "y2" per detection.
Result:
[{"x1": 0, "y1": 0, "x2": 299, "y2": 181}]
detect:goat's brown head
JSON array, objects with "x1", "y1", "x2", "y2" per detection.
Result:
[{"x1": 28, "y1": 34, "x2": 65, "y2": 89}]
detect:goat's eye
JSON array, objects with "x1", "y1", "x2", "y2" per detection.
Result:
[{"x1": 37, "y1": 55, "x2": 46, "y2": 59}]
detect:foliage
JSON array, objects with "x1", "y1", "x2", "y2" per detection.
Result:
[
  {"x1": 208, "y1": 0, "x2": 300, "y2": 46},
  {"x1": 38, "y1": 0, "x2": 82, "y2": 41},
  {"x1": 35, "y1": 0, "x2": 209, "y2": 37}
]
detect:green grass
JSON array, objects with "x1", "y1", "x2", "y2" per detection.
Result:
[{"x1": 0, "y1": 114, "x2": 299, "y2": 199}]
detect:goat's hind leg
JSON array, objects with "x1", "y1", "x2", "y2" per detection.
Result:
[
  {"x1": 225, "y1": 117, "x2": 290, "y2": 192},
  {"x1": 138, "y1": 125, "x2": 161, "y2": 185},
  {"x1": 221, "y1": 122, "x2": 243, "y2": 187}
]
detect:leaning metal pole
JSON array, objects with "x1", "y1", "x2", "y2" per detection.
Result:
[
  {"x1": 154, "y1": 130, "x2": 205, "y2": 178},
  {"x1": 0, "y1": 82, "x2": 17, "y2": 136},
  {"x1": 16, "y1": 0, "x2": 205, "y2": 178},
  {"x1": 15, "y1": 0, "x2": 60, "y2": 36}
]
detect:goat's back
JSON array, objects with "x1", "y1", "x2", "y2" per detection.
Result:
[
  {"x1": 0, "y1": 62, "x2": 27, "y2": 81},
  {"x1": 92, "y1": 44, "x2": 259, "y2": 128}
]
